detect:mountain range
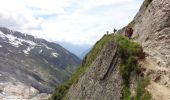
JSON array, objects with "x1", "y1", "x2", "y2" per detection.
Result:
[{"x1": 0, "y1": 27, "x2": 81, "y2": 99}]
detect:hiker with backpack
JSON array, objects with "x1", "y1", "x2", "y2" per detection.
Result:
[
  {"x1": 113, "y1": 29, "x2": 117, "y2": 33},
  {"x1": 125, "y1": 27, "x2": 133, "y2": 39}
]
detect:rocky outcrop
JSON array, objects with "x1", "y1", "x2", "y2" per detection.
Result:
[
  {"x1": 131, "y1": 0, "x2": 170, "y2": 99},
  {"x1": 133, "y1": 0, "x2": 170, "y2": 68},
  {"x1": 65, "y1": 41, "x2": 123, "y2": 100}
]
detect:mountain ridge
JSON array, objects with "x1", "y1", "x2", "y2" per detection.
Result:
[{"x1": 0, "y1": 26, "x2": 81, "y2": 99}]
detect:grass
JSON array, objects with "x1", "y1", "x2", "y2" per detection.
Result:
[
  {"x1": 115, "y1": 35, "x2": 150, "y2": 100},
  {"x1": 133, "y1": 78, "x2": 151, "y2": 100},
  {"x1": 115, "y1": 35, "x2": 143, "y2": 84},
  {"x1": 115, "y1": 35, "x2": 143, "y2": 58},
  {"x1": 49, "y1": 84, "x2": 70, "y2": 100},
  {"x1": 50, "y1": 34, "x2": 114, "y2": 100},
  {"x1": 122, "y1": 85, "x2": 131, "y2": 100}
]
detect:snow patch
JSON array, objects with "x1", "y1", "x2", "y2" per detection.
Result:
[
  {"x1": 23, "y1": 46, "x2": 35, "y2": 55},
  {"x1": 6, "y1": 34, "x2": 22, "y2": 47},
  {"x1": 23, "y1": 50, "x2": 29, "y2": 55},
  {"x1": 0, "y1": 31, "x2": 36, "y2": 47},
  {"x1": 0, "y1": 31, "x2": 6, "y2": 39},
  {"x1": 0, "y1": 31, "x2": 37, "y2": 55},
  {"x1": 43, "y1": 44, "x2": 53, "y2": 50},
  {"x1": 0, "y1": 45, "x2": 2, "y2": 47},
  {"x1": 39, "y1": 50, "x2": 43, "y2": 53},
  {"x1": 51, "y1": 53, "x2": 59, "y2": 58}
]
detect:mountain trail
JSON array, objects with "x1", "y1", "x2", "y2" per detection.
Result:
[
  {"x1": 139, "y1": 58, "x2": 170, "y2": 100},
  {"x1": 147, "y1": 81, "x2": 170, "y2": 100}
]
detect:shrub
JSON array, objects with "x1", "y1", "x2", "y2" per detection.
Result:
[
  {"x1": 51, "y1": 84, "x2": 70, "y2": 100},
  {"x1": 119, "y1": 56, "x2": 139, "y2": 85},
  {"x1": 134, "y1": 78, "x2": 151, "y2": 100}
]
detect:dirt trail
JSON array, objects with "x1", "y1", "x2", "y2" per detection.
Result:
[
  {"x1": 147, "y1": 81, "x2": 170, "y2": 100},
  {"x1": 139, "y1": 58, "x2": 168, "y2": 71},
  {"x1": 139, "y1": 58, "x2": 170, "y2": 100}
]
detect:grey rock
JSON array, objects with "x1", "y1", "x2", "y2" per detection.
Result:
[
  {"x1": 132, "y1": 0, "x2": 170, "y2": 68},
  {"x1": 132, "y1": 0, "x2": 170, "y2": 98},
  {"x1": 66, "y1": 41, "x2": 123, "y2": 100}
]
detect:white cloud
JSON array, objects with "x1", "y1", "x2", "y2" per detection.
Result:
[
  {"x1": 0, "y1": 0, "x2": 144, "y2": 45},
  {"x1": 89, "y1": 0, "x2": 131, "y2": 5}
]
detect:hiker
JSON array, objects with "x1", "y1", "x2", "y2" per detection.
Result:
[
  {"x1": 113, "y1": 29, "x2": 117, "y2": 33},
  {"x1": 106, "y1": 31, "x2": 109, "y2": 35},
  {"x1": 125, "y1": 27, "x2": 133, "y2": 39}
]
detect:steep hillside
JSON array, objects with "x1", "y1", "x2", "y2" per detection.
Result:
[
  {"x1": 51, "y1": 0, "x2": 170, "y2": 100},
  {"x1": 60, "y1": 35, "x2": 148, "y2": 100},
  {"x1": 0, "y1": 27, "x2": 81, "y2": 99}
]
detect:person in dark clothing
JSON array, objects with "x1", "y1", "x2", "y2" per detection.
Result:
[
  {"x1": 113, "y1": 29, "x2": 117, "y2": 33},
  {"x1": 125, "y1": 27, "x2": 133, "y2": 39},
  {"x1": 106, "y1": 31, "x2": 109, "y2": 35}
]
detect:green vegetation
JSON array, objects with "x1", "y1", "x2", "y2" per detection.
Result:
[
  {"x1": 50, "y1": 34, "x2": 114, "y2": 100},
  {"x1": 143, "y1": 0, "x2": 152, "y2": 8},
  {"x1": 122, "y1": 85, "x2": 131, "y2": 100},
  {"x1": 133, "y1": 78, "x2": 151, "y2": 100},
  {"x1": 49, "y1": 84, "x2": 70, "y2": 100},
  {"x1": 115, "y1": 35, "x2": 150, "y2": 100},
  {"x1": 115, "y1": 35, "x2": 143, "y2": 84},
  {"x1": 115, "y1": 35, "x2": 143, "y2": 58}
]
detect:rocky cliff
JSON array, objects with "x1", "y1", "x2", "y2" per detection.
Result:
[
  {"x1": 51, "y1": 0, "x2": 170, "y2": 100},
  {"x1": 0, "y1": 27, "x2": 81, "y2": 100},
  {"x1": 65, "y1": 39, "x2": 122, "y2": 100},
  {"x1": 132, "y1": 0, "x2": 170, "y2": 99}
]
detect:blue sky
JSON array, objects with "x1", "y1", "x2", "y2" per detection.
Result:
[{"x1": 0, "y1": 0, "x2": 144, "y2": 45}]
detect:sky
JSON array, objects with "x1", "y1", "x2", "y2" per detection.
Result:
[{"x1": 0, "y1": 0, "x2": 144, "y2": 46}]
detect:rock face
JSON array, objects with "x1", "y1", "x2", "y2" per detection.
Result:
[
  {"x1": 0, "y1": 27, "x2": 81, "y2": 100},
  {"x1": 133, "y1": 0, "x2": 170, "y2": 68},
  {"x1": 66, "y1": 41, "x2": 123, "y2": 100},
  {"x1": 132, "y1": 0, "x2": 170, "y2": 99},
  {"x1": 64, "y1": 0, "x2": 170, "y2": 100}
]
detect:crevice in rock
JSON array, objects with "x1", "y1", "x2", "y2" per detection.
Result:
[{"x1": 100, "y1": 50, "x2": 118, "y2": 80}]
